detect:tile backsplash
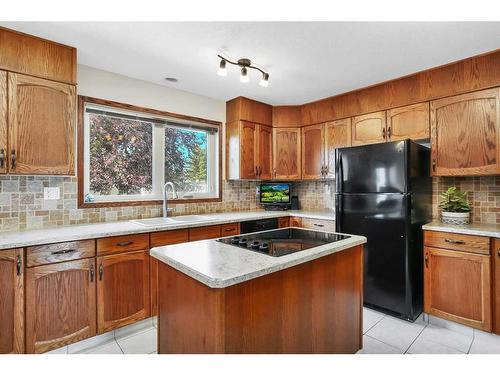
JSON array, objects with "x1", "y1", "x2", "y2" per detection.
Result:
[{"x1": 0, "y1": 176, "x2": 335, "y2": 232}]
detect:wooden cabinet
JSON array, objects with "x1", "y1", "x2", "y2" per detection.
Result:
[
  {"x1": 25, "y1": 258, "x2": 96, "y2": 353},
  {"x1": 97, "y1": 250, "x2": 151, "y2": 333},
  {"x1": 351, "y1": 111, "x2": 387, "y2": 146},
  {"x1": 226, "y1": 96, "x2": 272, "y2": 126},
  {"x1": 0, "y1": 248, "x2": 24, "y2": 354},
  {"x1": 221, "y1": 223, "x2": 240, "y2": 236},
  {"x1": 226, "y1": 121, "x2": 272, "y2": 180},
  {"x1": 493, "y1": 238, "x2": 500, "y2": 334},
  {"x1": 189, "y1": 225, "x2": 222, "y2": 241},
  {"x1": 0, "y1": 71, "x2": 6, "y2": 174},
  {"x1": 273, "y1": 127, "x2": 301, "y2": 180},
  {"x1": 26, "y1": 239, "x2": 95, "y2": 267},
  {"x1": 430, "y1": 88, "x2": 500, "y2": 176},
  {"x1": 257, "y1": 124, "x2": 273, "y2": 179},
  {"x1": 97, "y1": 233, "x2": 149, "y2": 256},
  {"x1": 424, "y1": 231, "x2": 492, "y2": 331},
  {"x1": 301, "y1": 124, "x2": 325, "y2": 179},
  {"x1": 324, "y1": 118, "x2": 351, "y2": 178},
  {"x1": 387, "y1": 102, "x2": 429, "y2": 141},
  {"x1": 8, "y1": 73, "x2": 75, "y2": 175},
  {"x1": 290, "y1": 216, "x2": 302, "y2": 227},
  {"x1": 278, "y1": 217, "x2": 290, "y2": 228},
  {"x1": 300, "y1": 218, "x2": 335, "y2": 232}
]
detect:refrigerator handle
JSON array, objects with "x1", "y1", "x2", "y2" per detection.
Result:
[
  {"x1": 335, "y1": 196, "x2": 343, "y2": 232},
  {"x1": 335, "y1": 152, "x2": 343, "y2": 192}
]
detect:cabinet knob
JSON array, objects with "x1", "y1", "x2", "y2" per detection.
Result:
[
  {"x1": 0, "y1": 149, "x2": 4, "y2": 168},
  {"x1": 11, "y1": 150, "x2": 16, "y2": 169},
  {"x1": 387, "y1": 126, "x2": 392, "y2": 139},
  {"x1": 382, "y1": 128, "x2": 387, "y2": 140},
  {"x1": 498, "y1": 249, "x2": 500, "y2": 258},
  {"x1": 432, "y1": 159, "x2": 436, "y2": 172},
  {"x1": 425, "y1": 253, "x2": 429, "y2": 268},
  {"x1": 16, "y1": 255, "x2": 22, "y2": 276},
  {"x1": 90, "y1": 264, "x2": 95, "y2": 282},
  {"x1": 99, "y1": 264, "x2": 103, "y2": 281}
]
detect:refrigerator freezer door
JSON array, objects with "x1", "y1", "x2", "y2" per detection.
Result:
[
  {"x1": 336, "y1": 193, "x2": 412, "y2": 318},
  {"x1": 336, "y1": 141, "x2": 407, "y2": 193}
]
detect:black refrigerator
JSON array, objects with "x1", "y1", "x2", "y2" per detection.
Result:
[{"x1": 335, "y1": 140, "x2": 431, "y2": 321}]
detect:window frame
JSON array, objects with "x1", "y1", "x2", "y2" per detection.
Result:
[{"x1": 77, "y1": 96, "x2": 222, "y2": 208}]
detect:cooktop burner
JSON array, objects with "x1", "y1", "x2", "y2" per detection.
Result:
[{"x1": 217, "y1": 228, "x2": 350, "y2": 257}]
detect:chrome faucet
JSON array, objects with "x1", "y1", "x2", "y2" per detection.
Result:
[{"x1": 163, "y1": 182, "x2": 178, "y2": 218}]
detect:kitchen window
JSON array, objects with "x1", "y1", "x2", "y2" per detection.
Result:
[{"x1": 79, "y1": 96, "x2": 221, "y2": 207}]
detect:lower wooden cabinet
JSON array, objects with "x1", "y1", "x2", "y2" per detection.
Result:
[
  {"x1": 25, "y1": 258, "x2": 96, "y2": 353},
  {"x1": 424, "y1": 246, "x2": 491, "y2": 331},
  {"x1": 189, "y1": 225, "x2": 222, "y2": 241},
  {"x1": 97, "y1": 250, "x2": 150, "y2": 333},
  {"x1": 300, "y1": 218, "x2": 335, "y2": 232},
  {"x1": 493, "y1": 238, "x2": 500, "y2": 334},
  {"x1": 290, "y1": 216, "x2": 302, "y2": 227},
  {"x1": 278, "y1": 216, "x2": 290, "y2": 228},
  {"x1": 0, "y1": 248, "x2": 24, "y2": 354}
]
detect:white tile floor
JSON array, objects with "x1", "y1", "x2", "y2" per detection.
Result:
[{"x1": 46, "y1": 308, "x2": 500, "y2": 354}]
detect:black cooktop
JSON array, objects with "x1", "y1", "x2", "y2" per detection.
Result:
[{"x1": 217, "y1": 228, "x2": 350, "y2": 257}]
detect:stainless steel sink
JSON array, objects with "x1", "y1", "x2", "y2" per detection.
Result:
[{"x1": 130, "y1": 215, "x2": 214, "y2": 227}]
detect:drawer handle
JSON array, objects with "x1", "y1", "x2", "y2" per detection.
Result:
[
  {"x1": 444, "y1": 238, "x2": 465, "y2": 245},
  {"x1": 224, "y1": 228, "x2": 235, "y2": 232},
  {"x1": 116, "y1": 241, "x2": 134, "y2": 247},
  {"x1": 99, "y1": 264, "x2": 103, "y2": 281},
  {"x1": 90, "y1": 264, "x2": 95, "y2": 282},
  {"x1": 425, "y1": 253, "x2": 429, "y2": 268},
  {"x1": 51, "y1": 249, "x2": 76, "y2": 255},
  {"x1": 16, "y1": 255, "x2": 22, "y2": 276},
  {"x1": 0, "y1": 149, "x2": 4, "y2": 168},
  {"x1": 313, "y1": 224, "x2": 325, "y2": 227}
]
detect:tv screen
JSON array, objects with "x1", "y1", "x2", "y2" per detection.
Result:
[{"x1": 260, "y1": 183, "x2": 291, "y2": 204}]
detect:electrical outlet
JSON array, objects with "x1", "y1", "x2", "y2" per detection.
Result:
[{"x1": 44, "y1": 187, "x2": 60, "y2": 200}]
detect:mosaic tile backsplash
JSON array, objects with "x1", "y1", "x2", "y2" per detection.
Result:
[{"x1": 0, "y1": 176, "x2": 335, "y2": 232}]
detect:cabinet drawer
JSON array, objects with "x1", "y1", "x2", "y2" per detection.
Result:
[
  {"x1": 27, "y1": 239, "x2": 95, "y2": 267},
  {"x1": 97, "y1": 234, "x2": 149, "y2": 256},
  {"x1": 150, "y1": 229, "x2": 189, "y2": 247},
  {"x1": 189, "y1": 225, "x2": 222, "y2": 241},
  {"x1": 300, "y1": 218, "x2": 335, "y2": 232},
  {"x1": 221, "y1": 223, "x2": 240, "y2": 236},
  {"x1": 278, "y1": 216, "x2": 290, "y2": 228},
  {"x1": 424, "y1": 231, "x2": 490, "y2": 255}
]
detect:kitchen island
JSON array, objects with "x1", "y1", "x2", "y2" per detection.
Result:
[{"x1": 150, "y1": 228, "x2": 366, "y2": 354}]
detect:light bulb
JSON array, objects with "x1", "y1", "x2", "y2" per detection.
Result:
[
  {"x1": 259, "y1": 73, "x2": 269, "y2": 87},
  {"x1": 217, "y1": 59, "x2": 227, "y2": 76},
  {"x1": 240, "y1": 67, "x2": 249, "y2": 83}
]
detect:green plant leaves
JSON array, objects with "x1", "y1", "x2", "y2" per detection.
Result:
[{"x1": 438, "y1": 186, "x2": 471, "y2": 213}]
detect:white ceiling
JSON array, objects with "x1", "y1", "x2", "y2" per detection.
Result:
[{"x1": 2, "y1": 22, "x2": 500, "y2": 105}]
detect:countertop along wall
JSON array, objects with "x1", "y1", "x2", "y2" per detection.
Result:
[{"x1": 0, "y1": 65, "x2": 333, "y2": 232}]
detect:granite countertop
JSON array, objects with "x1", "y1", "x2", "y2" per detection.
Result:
[
  {"x1": 0, "y1": 210, "x2": 334, "y2": 250},
  {"x1": 150, "y1": 230, "x2": 365, "y2": 288},
  {"x1": 423, "y1": 221, "x2": 500, "y2": 238}
]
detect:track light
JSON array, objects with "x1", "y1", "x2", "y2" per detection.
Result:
[
  {"x1": 240, "y1": 67, "x2": 249, "y2": 83},
  {"x1": 259, "y1": 73, "x2": 269, "y2": 87},
  {"x1": 217, "y1": 59, "x2": 227, "y2": 76},
  {"x1": 217, "y1": 55, "x2": 269, "y2": 87}
]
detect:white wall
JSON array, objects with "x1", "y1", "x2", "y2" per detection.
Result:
[{"x1": 77, "y1": 64, "x2": 225, "y2": 123}]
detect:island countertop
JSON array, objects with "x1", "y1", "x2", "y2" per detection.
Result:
[
  {"x1": 150, "y1": 230, "x2": 366, "y2": 288},
  {"x1": 423, "y1": 221, "x2": 500, "y2": 238}
]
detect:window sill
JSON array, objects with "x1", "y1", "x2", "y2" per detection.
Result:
[{"x1": 78, "y1": 196, "x2": 223, "y2": 209}]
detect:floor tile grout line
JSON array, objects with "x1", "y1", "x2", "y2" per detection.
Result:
[
  {"x1": 115, "y1": 338, "x2": 125, "y2": 354},
  {"x1": 362, "y1": 333, "x2": 403, "y2": 353},
  {"x1": 363, "y1": 313, "x2": 387, "y2": 335},
  {"x1": 402, "y1": 321, "x2": 427, "y2": 354}
]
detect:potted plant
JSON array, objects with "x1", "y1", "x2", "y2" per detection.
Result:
[{"x1": 439, "y1": 187, "x2": 471, "y2": 225}]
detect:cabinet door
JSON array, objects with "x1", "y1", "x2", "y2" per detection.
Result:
[
  {"x1": 97, "y1": 250, "x2": 150, "y2": 333},
  {"x1": 424, "y1": 246, "x2": 491, "y2": 331},
  {"x1": 324, "y1": 118, "x2": 351, "y2": 178},
  {"x1": 387, "y1": 102, "x2": 429, "y2": 141},
  {"x1": 7, "y1": 73, "x2": 75, "y2": 175},
  {"x1": 430, "y1": 88, "x2": 500, "y2": 176},
  {"x1": 301, "y1": 124, "x2": 325, "y2": 180},
  {"x1": 351, "y1": 111, "x2": 387, "y2": 146},
  {"x1": 257, "y1": 125, "x2": 273, "y2": 179},
  {"x1": 26, "y1": 258, "x2": 96, "y2": 353},
  {"x1": 493, "y1": 239, "x2": 500, "y2": 335},
  {"x1": 0, "y1": 249, "x2": 24, "y2": 354},
  {"x1": 239, "y1": 121, "x2": 258, "y2": 179},
  {"x1": 273, "y1": 127, "x2": 301, "y2": 180},
  {"x1": 0, "y1": 71, "x2": 6, "y2": 174}
]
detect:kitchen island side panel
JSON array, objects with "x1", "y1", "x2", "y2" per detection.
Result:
[{"x1": 157, "y1": 245, "x2": 363, "y2": 354}]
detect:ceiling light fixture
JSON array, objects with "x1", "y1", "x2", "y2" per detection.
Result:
[{"x1": 217, "y1": 55, "x2": 269, "y2": 87}]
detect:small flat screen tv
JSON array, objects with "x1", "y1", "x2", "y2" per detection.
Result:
[{"x1": 260, "y1": 183, "x2": 291, "y2": 205}]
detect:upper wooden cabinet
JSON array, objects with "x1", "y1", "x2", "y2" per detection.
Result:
[
  {"x1": 226, "y1": 97, "x2": 272, "y2": 125},
  {"x1": 272, "y1": 105, "x2": 302, "y2": 127},
  {"x1": 351, "y1": 111, "x2": 387, "y2": 146},
  {"x1": 325, "y1": 119, "x2": 352, "y2": 178},
  {"x1": 7, "y1": 73, "x2": 76, "y2": 175},
  {"x1": 301, "y1": 124, "x2": 325, "y2": 180},
  {"x1": 431, "y1": 88, "x2": 500, "y2": 176},
  {"x1": 387, "y1": 102, "x2": 430, "y2": 141},
  {"x1": 97, "y1": 250, "x2": 151, "y2": 334},
  {"x1": 273, "y1": 127, "x2": 301, "y2": 180},
  {"x1": 25, "y1": 258, "x2": 97, "y2": 353},
  {"x1": 0, "y1": 71, "x2": 6, "y2": 174},
  {"x1": 0, "y1": 27, "x2": 77, "y2": 85},
  {"x1": 0, "y1": 249, "x2": 24, "y2": 354},
  {"x1": 226, "y1": 120, "x2": 271, "y2": 180}
]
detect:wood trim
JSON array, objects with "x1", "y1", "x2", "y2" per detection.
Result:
[
  {"x1": 77, "y1": 95, "x2": 223, "y2": 208},
  {"x1": 492, "y1": 238, "x2": 500, "y2": 334}
]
